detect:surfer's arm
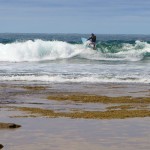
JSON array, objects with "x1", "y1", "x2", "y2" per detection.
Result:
[{"x1": 87, "y1": 37, "x2": 92, "y2": 41}]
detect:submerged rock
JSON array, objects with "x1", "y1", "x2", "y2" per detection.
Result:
[
  {"x1": 0, "y1": 123, "x2": 21, "y2": 129},
  {"x1": 0, "y1": 144, "x2": 3, "y2": 149}
]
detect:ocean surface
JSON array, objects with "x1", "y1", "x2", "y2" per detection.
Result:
[{"x1": 0, "y1": 33, "x2": 150, "y2": 84}]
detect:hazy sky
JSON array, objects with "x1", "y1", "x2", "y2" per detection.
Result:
[{"x1": 0, "y1": 0, "x2": 150, "y2": 34}]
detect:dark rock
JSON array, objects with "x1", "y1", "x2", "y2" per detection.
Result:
[
  {"x1": 0, "y1": 144, "x2": 3, "y2": 149},
  {"x1": 0, "y1": 123, "x2": 21, "y2": 129}
]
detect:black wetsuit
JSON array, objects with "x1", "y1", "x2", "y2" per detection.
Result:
[{"x1": 88, "y1": 35, "x2": 96, "y2": 42}]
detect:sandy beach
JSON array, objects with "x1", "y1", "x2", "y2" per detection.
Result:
[{"x1": 0, "y1": 81, "x2": 150, "y2": 150}]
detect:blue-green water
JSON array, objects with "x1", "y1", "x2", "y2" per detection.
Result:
[{"x1": 0, "y1": 33, "x2": 150, "y2": 84}]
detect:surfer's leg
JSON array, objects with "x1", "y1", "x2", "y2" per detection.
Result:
[
  {"x1": 93, "y1": 43, "x2": 96, "y2": 49},
  {"x1": 91, "y1": 42, "x2": 96, "y2": 49}
]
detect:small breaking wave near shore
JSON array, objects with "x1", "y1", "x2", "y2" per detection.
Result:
[
  {"x1": 0, "y1": 39, "x2": 149, "y2": 62},
  {"x1": 0, "y1": 73, "x2": 150, "y2": 84}
]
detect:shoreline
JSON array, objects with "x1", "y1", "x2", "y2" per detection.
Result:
[{"x1": 0, "y1": 81, "x2": 150, "y2": 97}]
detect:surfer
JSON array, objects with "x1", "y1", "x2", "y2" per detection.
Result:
[{"x1": 87, "y1": 33, "x2": 96, "y2": 49}]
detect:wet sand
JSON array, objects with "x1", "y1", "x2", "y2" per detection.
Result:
[{"x1": 0, "y1": 81, "x2": 150, "y2": 150}]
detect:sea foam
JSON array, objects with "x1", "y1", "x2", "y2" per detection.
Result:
[{"x1": 0, "y1": 74, "x2": 149, "y2": 84}]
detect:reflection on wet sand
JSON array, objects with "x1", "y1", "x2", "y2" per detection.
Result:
[{"x1": 0, "y1": 115, "x2": 150, "y2": 150}]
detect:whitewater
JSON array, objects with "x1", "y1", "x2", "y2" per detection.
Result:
[{"x1": 0, "y1": 33, "x2": 150, "y2": 84}]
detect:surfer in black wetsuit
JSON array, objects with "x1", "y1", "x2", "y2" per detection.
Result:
[{"x1": 87, "y1": 33, "x2": 96, "y2": 49}]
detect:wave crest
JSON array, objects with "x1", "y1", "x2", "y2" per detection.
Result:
[
  {"x1": 0, "y1": 40, "x2": 149, "y2": 62},
  {"x1": 0, "y1": 40, "x2": 83, "y2": 62}
]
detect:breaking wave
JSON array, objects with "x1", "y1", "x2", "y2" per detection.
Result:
[{"x1": 0, "y1": 39, "x2": 149, "y2": 62}]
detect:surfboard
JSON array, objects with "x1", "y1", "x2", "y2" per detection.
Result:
[{"x1": 81, "y1": 38, "x2": 87, "y2": 44}]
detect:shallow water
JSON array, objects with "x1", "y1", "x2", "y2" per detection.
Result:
[
  {"x1": 0, "y1": 109, "x2": 150, "y2": 150},
  {"x1": 0, "y1": 81, "x2": 150, "y2": 150}
]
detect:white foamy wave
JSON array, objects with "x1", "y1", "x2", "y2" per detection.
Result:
[
  {"x1": 0, "y1": 40, "x2": 84, "y2": 62},
  {"x1": 119, "y1": 40, "x2": 150, "y2": 61},
  {"x1": 80, "y1": 40, "x2": 150, "y2": 62},
  {"x1": 0, "y1": 74, "x2": 149, "y2": 84},
  {"x1": 0, "y1": 40, "x2": 149, "y2": 62},
  {"x1": 90, "y1": 40, "x2": 150, "y2": 62}
]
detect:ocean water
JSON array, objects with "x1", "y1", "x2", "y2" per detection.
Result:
[{"x1": 0, "y1": 33, "x2": 150, "y2": 84}]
